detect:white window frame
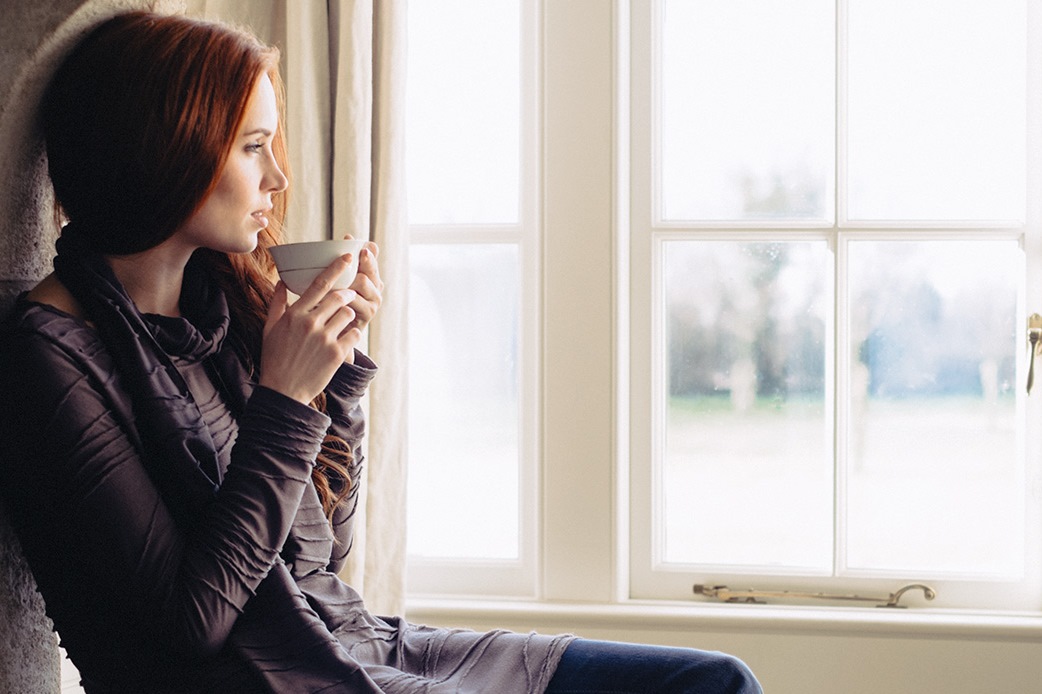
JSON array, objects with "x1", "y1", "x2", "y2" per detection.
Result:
[{"x1": 627, "y1": 0, "x2": 1042, "y2": 612}]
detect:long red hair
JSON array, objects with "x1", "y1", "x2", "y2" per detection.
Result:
[{"x1": 42, "y1": 11, "x2": 352, "y2": 519}]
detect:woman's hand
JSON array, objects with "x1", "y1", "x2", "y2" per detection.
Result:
[
  {"x1": 259, "y1": 254, "x2": 361, "y2": 405},
  {"x1": 343, "y1": 236, "x2": 384, "y2": 341}
]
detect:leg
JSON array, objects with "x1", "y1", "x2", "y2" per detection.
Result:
[{"x1": 544, "y1": 638, "x2": 762, "y2": 694}]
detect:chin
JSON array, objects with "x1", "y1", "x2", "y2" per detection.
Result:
[{"x1": 231, "y1": 232, "x2": 261, "y2": 255}]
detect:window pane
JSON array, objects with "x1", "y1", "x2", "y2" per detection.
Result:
[
  {"x1": 406, "y1": 0, "x2": 520, "y2": 224},
  {"x1": 846, "y1": 240, "x2": 1023, "y2": 575},
  {"x1": 659, "y1": 0, "x2": 835, "y2": 221},
  {"x1": 847, "y1": 0, "x2": 1026, "y2": 221},
  {"x1": 407, "y1": 244, "x2": 520, "y2": 559},
  {"x1": 662, "y1": 241, "x2": 832, "y2": 569}
]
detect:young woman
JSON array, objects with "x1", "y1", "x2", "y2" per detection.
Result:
[{"x1": 0, "y1": 11, "x2": 761, "y2": 693}]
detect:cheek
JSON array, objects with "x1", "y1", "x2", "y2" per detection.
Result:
[
  {"x1": 207, "y1": 181, "x2": 250, "y2": 220},
  {"x1": 209, "y1": 159, "x2": 254, "y2": 208}
]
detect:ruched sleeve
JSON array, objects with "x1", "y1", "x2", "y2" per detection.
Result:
[
  {"x1": 0, "y1": 305, "x2": 332, "y2": 674},
  {"x1": 322, "y1": 351, "x2": 377, "y2": 572}
]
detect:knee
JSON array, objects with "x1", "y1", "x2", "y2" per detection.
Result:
[{"x1": 710, "y1": 652, "x2": 762, "y2": 694}]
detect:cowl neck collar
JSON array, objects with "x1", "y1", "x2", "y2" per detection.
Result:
[{"x1": 140, "y1": 269, "x2": 229, "y2": 363}]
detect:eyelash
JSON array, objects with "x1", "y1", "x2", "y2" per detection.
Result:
[{"x1": 246, "y1": 143, "x2": 265, "y2": 153}]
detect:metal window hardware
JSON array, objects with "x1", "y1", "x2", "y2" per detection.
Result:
[
  {"x1": 1029, "y1": 314, "x2": 1042, "y2": 394},
  {"x1": 692, "y1": 582, "x2": 936, "y2": 609}
]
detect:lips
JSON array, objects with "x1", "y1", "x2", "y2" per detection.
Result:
[{"x1": 252, "y1": 208, "x2": 272, "y2": 227}]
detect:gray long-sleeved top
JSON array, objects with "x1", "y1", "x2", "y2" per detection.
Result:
[{"x1": 0, "y1": 297, "x2": 572, "y2": 692}]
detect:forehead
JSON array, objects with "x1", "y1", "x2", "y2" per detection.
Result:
[{"x1": 241, "y1": 74, "x2": 278, "y2": 132}]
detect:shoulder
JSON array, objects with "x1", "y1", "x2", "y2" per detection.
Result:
[
  {"x1": 4, "y1": 273, "x2": 96, "y2": 357},
  {"x1": 24, "y1": 273, "x2": 85, "y2": 320},
  {"x1": 2, "y1": 278, "x2": 104, "y2": 392},
  {"x1": 1, "y1": 281, "x2": 128, "y2": 449}
]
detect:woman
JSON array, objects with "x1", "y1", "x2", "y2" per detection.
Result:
[{"x1": 0, "y1": 10, "x2": 761, "y2": 693}]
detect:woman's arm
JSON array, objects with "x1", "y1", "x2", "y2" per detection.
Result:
[
  {"x1": 0, "y1": 323, "x2": 328, "y2": 660},
  {"x1": 322, "y1": 354, "x2": 377, "y2": 570}
]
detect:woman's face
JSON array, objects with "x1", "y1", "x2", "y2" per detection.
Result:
[{"x1": 175, "y1": 74, "x2": 288, "y2": 254}]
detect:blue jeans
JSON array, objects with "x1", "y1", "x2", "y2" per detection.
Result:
[{"x1": 544, "y1": 639, "x2": 763, "y2": 694}]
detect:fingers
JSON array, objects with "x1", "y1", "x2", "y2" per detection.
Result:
[
  {"x1": 340, "y1": 235, "x2": 381, "y2": 285},
  {"x1": 349, "y1": 266, "x2": 381, "y2": 305},
  {"x1": 347, "y1": 285, "x2": 381, "y2": 331},
  {"x1": 358, "y1": 243, "x2": 382, "y2": 286},
  {"x1": 259, "y1": 253, "x2": 365, "y2": 404},
  {"x1": 296, "y1": 253, "x2": 355, "y2": 308},
  {"x1": 331, "y1": 288, "x2": 358, "y2": 304},
  {"x1": 337, "y1": 325, "x2": 363, "y2": 351},
  {"x1": 281, "y1": 250, "x2": 360, "y2": 336},
  {"x1": 276, "y1": 264, "x2": 357, "y2": 344},
  {"x1": 348, "y1": 244, "x2": 384, "y2": 324},
  {"x1": 341, "y1": 234, "x2": 380, "y2": 276},
  {"x1": 324, "y1": 307, "x2": 357, "y2": 349},
  {"x1": 331, "y1": 237, "x2": 383, "y2": 334}
]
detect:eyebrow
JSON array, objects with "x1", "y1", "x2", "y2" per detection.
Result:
[{"x1": 241, "y1": 128, "x2": 273, "y2": 138}]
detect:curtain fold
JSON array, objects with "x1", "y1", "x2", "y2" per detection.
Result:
[
  {"x1": 356, "y1": 0, "x2": 409, "y2": 617},
  {"x1": 185, "y1": 0, "x2": 409, "y2": 617}
]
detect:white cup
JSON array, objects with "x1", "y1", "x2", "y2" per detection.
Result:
[{"x1": 268, "y1": 239, "x2": 365, "y2": 296}]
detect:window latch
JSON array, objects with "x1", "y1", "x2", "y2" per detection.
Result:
[
  {"x1": 692, "y1": 582, "x2": 936, "y2": 609},
  {"x1": 1028, "y1": 313, "x2": 1042, "y2": 394}
]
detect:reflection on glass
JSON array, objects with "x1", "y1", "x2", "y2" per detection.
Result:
[
  {"x1": 407, "y1": 245, "x2": 520, "y2": 559},
  {"x1": 847, "y1": 0, "x2": 1026, "y2": 221},
  {"x1": 662, "y1": 241, "x2": 832, "y2": 569},
  {"x1": 406, "y1": 0, "x2": 520, "y2": 224},
  {"x1": 846, "y1": 240, "x2": 1023, "y2": 575},
  {"x1": 659, "y1": 0, "x2": 835, "y2": 221}
]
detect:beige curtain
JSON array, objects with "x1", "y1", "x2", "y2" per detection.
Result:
[{"x1": 186, "y1": 0, "x2": 409, "y2": 616}]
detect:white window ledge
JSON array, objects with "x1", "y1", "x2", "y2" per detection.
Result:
[{"x1": 405, "y1": 597, "x2": 1042, "y2": 642}]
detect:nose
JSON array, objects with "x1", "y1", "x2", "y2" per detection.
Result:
[{"x1": 265, "y1": 154, "x2": 289, "y2": 193}]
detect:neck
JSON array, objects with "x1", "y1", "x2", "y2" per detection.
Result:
[{"x1": 106, "y1": 242, "x2": 195, "y2": 317}]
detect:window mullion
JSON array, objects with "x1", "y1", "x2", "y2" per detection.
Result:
[
  {"x1": 833, "y1": 0, "x2": 847, "y2": 580},
  {"x1": 540, "y1": 0, "x2": 617, "y2": 604},
  {"x1": 627, "y1": 0, "x2": 658, "y2": 602}
]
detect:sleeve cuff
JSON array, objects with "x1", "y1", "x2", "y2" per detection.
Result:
[
  {"x1": 327, "y1": 351, "x2": 378, "y2": 399},
  {"x1": 245, "y1": 386, "x2": 332, "y2": 442}
]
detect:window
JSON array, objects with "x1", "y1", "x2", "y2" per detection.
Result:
[
  {"x1": 405, "y1": 0, "x2": 1042, "y2": 613},
  {"x1": 629, "y1": 0, "x2": 1042, "y2": 610},
  {"x1": 405, "y1": 0, "x2": 539, "y2": 596}
]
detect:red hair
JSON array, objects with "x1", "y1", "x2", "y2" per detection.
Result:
[{"x1": 42, "y1": 11, "x2": 352, "y2": 519}]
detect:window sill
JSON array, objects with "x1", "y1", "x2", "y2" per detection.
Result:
[{"x1": 405, "y1": 596, "x2": 1042, "y2": 642}]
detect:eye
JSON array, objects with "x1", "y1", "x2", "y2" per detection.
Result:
[{"x1": 245, "y1": 142, "x2": 264, "y2": 153}]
